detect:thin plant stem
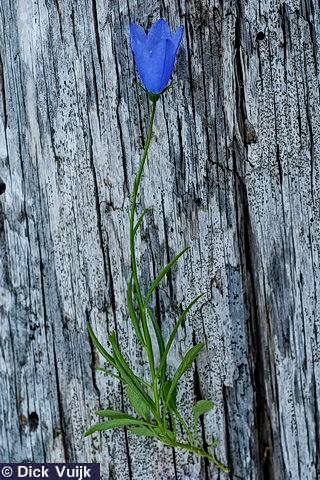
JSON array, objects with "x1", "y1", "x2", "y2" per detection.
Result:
[
  {"x1": 129, "y1": 99, "x2": 162, "y2": 426},
  {"x1": 174, "y1": 410, "x2": 193, "y2": 444},
  {"x1": 126, "y1": 96, "x2": 229, "y2": 474},
  {"x1": 172, "y1": 442, "x2": 230, "y2": 473}
]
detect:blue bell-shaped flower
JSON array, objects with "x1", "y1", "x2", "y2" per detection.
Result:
[{"x1": 130, "y1": 19, "x2": 183, "y2": 95}]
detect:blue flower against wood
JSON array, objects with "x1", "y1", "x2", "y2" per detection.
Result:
[
  {"x1": 85, "y1": 17, "x2": 228, "y2": 474},
  {"x1": 130, "y1": 18, "x2": 183, "y2": 94}
]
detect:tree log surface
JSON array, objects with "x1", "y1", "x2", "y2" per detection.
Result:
[{"x1": 0, "y1": 1, "x2": 319, "y2": 479}]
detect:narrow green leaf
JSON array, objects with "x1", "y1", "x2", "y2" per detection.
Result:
[
  {"x1": 87, "y1": 323, "x2": 116, "y2": 368},
  {"x1": 148, "y1": 307, "x2": 166, "y2": 388},
  {"x1": 95, "y1": 367, "x2": 121, "y2": 381},
  {"x1": 128, "y1": 275, "x2": 145, "y2": 346},
  {"x1": 165, "y1": 429, "x2": 176, "y2": 441},
  {"x1": 126, "y1": 385, "x2": 149, "y2": 420},
  {"x1": 133, "y1": 81, "x2": 147, "y2": 93},
  {"x1": 161, "y1": 380, "x2": 177, "y2": 410},
  {"x1": 192, "y1": 400, "x2": 215, "y2": 442},
  {"x1": 175, "y1": 409, "x2": 193, "y2": 443},
  {"x1": 84, "y1": 418, "x2": 146, "y2": 437},
  {"x1": 157, "y1": 293, "x2": 205, "y2": 379},
  {"x1": 128, "y1": 426, "x2": 158, "y2": 437},
  {"x1": 95, "y1": 367, "x2": 151, "y2": 389},
  {"x1": 209, "y1": 438, "x2": 219, "y2": 448},
  {"x1": 161, "y1": 381, "x2": 178, "y2": 441},
  {"x1": 168, "y1": 409, "x2": 177, "y2": 438},
  {"x1": 143, "y1": 247, "x2": 191, "y2": 307},
  {"x1": 108, "y1": 332, "x2": 157, "y2": 417},
  {"x1": 165, "y1": 343, "x2": 204, "y2": 407},
  {"x1": 95, "y1": 410, "x2": 137, "y2": 420},
  {"x1": 133, "y1": 208, "x2": 150, "y2": 236},
  {"x1": 148, "y1": 308, "x2": 165, "y2": 359},
  {"x1": 160, "y1": 81, "x2": 176, "y2": 94},
  {"x1": 192, "y1": 400, "x2": 214, "y2": 420}
]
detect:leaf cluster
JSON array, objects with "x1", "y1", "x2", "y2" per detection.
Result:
[
  {"x1": 85, "y1": 97, "x2": 229, "y2": 473},
  {"x1": 86, "y1": 255, "x2": 227, "y2": 470}
]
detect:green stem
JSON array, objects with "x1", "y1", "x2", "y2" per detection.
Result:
[
  {"x1": 171, "y1": 441, "x2": 230, "y2": 473},
  {"x1": 129, "y1": 99, "x2": 162, "y2": 426},
  {"x1": 130, "y1": 100, "x2": 157, "y2": 312},
  {"x1": 174, "y1": 410, "x2": 193, "y2": 444},
  {"x1": 127, "y1": 96, "x2": 229, "y2": 473}
]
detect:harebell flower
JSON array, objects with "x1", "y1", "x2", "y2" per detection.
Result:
[{"x1": 85, "y1": 18, "x2": 229, "y2": 473}]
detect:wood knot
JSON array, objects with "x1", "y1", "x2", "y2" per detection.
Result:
[
  {"x1": 256, "y1": 31, "x2": 265, "y2": 41},
  {"x1": 244, "y1": 120, "x2": 258, "y2": 144},
  {"x1": 28, "y1": 412, "x2": 39, "y2": 431}
]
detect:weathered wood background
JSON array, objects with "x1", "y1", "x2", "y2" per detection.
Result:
[{"x1": 0, "y1": 0, "x2": 319, "y2": 479}]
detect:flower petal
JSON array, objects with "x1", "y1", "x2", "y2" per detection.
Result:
[
  {"x1": 130, "y1": 23, "x2": 147, "y2": 53},
  {"x1": 157, "y1": 39, "x2": 179, "y2": 92},
  {"x1": 147, "y1": 18, "x2": 171, "y2": 46},
  {"x1": 171, "y1": 27, "x2": 184, "y2": 50},
  {"x1": 134, "y1": 39, "x2": 167, "y2": 93}
]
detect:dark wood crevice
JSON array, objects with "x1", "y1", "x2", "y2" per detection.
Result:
[{"x1": 233, "y1": 4, "x2": 274, "y2": 479}]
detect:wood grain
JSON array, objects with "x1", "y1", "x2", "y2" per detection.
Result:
[{"x1": 0, "y1": 1, "x2": 319, "y2": 479}]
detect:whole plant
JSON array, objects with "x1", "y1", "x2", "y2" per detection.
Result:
[{"x1": 85, "y1": 18, "x2": 229, "y2": 473}]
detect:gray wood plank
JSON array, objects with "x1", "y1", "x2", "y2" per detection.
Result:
[{"x1": 0, "y1": 1, "x2": 319, "y2": 479}]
